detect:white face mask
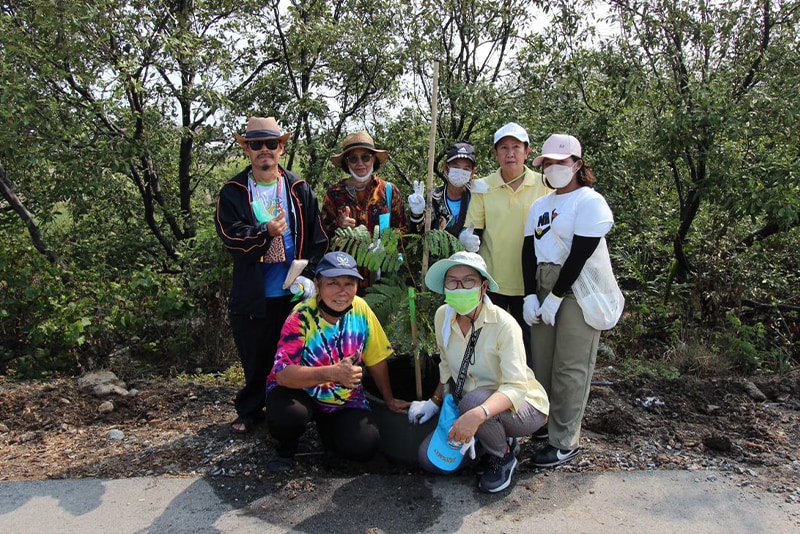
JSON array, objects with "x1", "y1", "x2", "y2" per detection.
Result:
[
  {"x1": 447, "y1": 167, "x2": 472, "y2": 187},
  {"x1": 349, "y1": 165, "x2": 374, "y2": 183},
  {"x1": 544, "y1": 164, "x2": 576, "y2": 188}
]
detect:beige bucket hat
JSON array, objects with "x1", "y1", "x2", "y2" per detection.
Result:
[{"x1": 330, "y1": 131, "x2": 390, "y2": 170}]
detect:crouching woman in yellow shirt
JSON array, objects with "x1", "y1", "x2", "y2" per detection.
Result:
[{"x1": 409, "y1": 251, "x2": 549, "y2": 493}]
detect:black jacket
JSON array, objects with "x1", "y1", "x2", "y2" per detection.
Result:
[
  {"x1": 215, "y1": 166, "x2": 328, "y2": 316},
  {"x1": 408, "y1": 184, "x2": 471, "y2": 237}
]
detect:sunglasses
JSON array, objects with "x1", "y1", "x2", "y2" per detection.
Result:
[
  {"x1": 247, "y1": 139, "x2": 280, "y2": 151},
  {"x1": 346, "y1": 153, "x2": 374, "y2": 165}
]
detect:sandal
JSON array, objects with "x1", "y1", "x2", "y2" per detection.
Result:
[{"x1": 229, "y1": 415, "x2": 261, "y2": 435}]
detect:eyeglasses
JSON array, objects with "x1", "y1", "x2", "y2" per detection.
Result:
[
  {"x1": 444, "y1": 276, "x2": 482, "y2": 290},
  {"x1": 247, "y1": 139, "x2": 280, "y2": 151},
  {"x1": 346, "y1": 153, "x2": 374, "y2": 165}
]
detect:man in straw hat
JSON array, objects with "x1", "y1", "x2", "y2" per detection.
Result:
[
  {"x1": 321, "y1": 131, "x2": 407, "y2": 278},
  {"x1": 215, "y1": 116, "x2": 328, "y2": 434}
]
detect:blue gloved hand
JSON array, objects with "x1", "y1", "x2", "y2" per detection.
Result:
[
  {"x1": 539, "y1": 293, "x2": 563, "y2": 326},
  {"x1": 523, "y1": 294, "x2": 541, "y2": 325},
  {"x1": 408, "y1": 399, "x2": 440, "y2": 424}
]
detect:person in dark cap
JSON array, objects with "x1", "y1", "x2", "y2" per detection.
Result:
[
  {"x1": 215, "y1": 116, "x2": 328, "y2": 434},
  {"x1": 264, "y1": 251, "x2": 410, "y2": 472},
  {"x1": 407, "y1": 141, "x2": 478, "y2": 237}
]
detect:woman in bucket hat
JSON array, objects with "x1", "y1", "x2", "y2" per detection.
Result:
[
  {"x1": 408, "y1": 251, "x2": 549, "y2": 493},
  {"x1": 264, "y1": 252, "x2": 410, "y2": 472},
  {"x1": 216, "y1": 116, "x2": 328, "y2": 434},
  {"x1": 321, "y1": 131, "x2": 407, "y2": 270},
  {"x1": 522, "y1": 133, "x2": 615, "y2": 467}
]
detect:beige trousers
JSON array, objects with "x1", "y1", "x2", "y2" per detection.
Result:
[{"x1": 531, "y1": 263, "x2": 600, "y2": 450}]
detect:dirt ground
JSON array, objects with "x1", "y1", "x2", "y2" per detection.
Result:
[{"x1": 1, "y1": 364, "x2": 799, "y2": 502}]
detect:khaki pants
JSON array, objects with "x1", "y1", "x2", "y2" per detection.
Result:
[{"x1": 531, "y1": 263, "x2": 599, "y2": 450}]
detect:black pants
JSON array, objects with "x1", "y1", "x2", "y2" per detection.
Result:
[
  {"x1": 266, "y1": 386, "x2": 380, "y2": 461},
  {"x1": 228, "y1": 295, "x2": 294, "y2": 420},
  {"x1": 487, "y1": 291, "x2": 532, "y2": 367}
]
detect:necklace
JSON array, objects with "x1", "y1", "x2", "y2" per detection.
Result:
[
  {"x1": 502, "y1": 170, "x2": 526, "y2": 188},
  {"x1": 249, "y1": 171, "x2": 283, "y2": 221}
]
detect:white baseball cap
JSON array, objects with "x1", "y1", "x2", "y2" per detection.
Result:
[
  {"x1": 493, "y1": 122, "x2": 530, "y2": 146},
  {"x1": 532, "y1": 134, "x2": 582, "y2": 166}
]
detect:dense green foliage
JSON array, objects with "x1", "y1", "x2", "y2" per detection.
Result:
[{"x1": 1, "y1": 0, "x2": 798, "y2": 378}]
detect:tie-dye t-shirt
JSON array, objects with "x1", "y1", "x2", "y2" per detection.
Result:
[{"x1": 266, "y1": 295, "x2": 393, "y2": 412}]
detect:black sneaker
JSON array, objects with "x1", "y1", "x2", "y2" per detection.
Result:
[
  {"x1": 474, "y1": 438, "x2": 519, "y2": 475},
  {"x1": 532, "y1": 426, "x2": 548, "y2": 440},
  {"x1": 267, "y1": 453, "x2": 295, "y2": 473},
  {"x1": 478, "y1": 449, "x2": 518, "y2": 493},
  {"x1": 531, "y1": 445, "x2": 579, "y2": 467}
]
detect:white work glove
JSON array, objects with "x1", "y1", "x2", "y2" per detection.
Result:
[
  {"x1": 407, "y1": 180, "x2": 426, "y2": 216},
  {"x1": 459, "y1": 437, "x2": 477, "y2": 459},
  {"x1": 539, "y1": 293, "x2": 563, "y2": 327},
  {"x1": 367, "y1": 238, "x2": 384, "y2": 254},
  {"x1": 408, "y1": 399, "x2": 440, "y2": 424},
  {"x1": 458, "y1": 222, "x2": 481, "y2": 253},
  {"x1": 290, "y1": 275, "x2": 316, "y2": 299},
  {"x1": 523, "y1": 294, "x2": 541, "y2": 325}
]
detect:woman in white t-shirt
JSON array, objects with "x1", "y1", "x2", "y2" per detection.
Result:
[{"x1": 521, "y1": 134, "x2": 614, "y2": 468}]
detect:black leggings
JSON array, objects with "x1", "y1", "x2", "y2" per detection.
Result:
[{"x1": 266, "y1": 386, "x2": 381, "y2": 461}]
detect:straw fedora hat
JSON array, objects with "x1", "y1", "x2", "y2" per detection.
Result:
[
  {"x1": 234, "y1": 116, "x2": 291, "y2": 147},
  {"x1": 330, "y1": 131, "x2": 390, "y2": 170}
]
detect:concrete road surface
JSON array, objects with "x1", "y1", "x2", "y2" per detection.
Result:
[{"x1": 1, "y1": 469, "x2": 797, "y2": 533}]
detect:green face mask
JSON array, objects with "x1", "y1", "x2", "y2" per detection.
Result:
[{"x1": 444, "y1": 287, "x2": 482, "y2": 315}]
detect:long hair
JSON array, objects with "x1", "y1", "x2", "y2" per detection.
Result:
[{"x1": 576, "y1": 159, "x2": 596, "y2": 187}]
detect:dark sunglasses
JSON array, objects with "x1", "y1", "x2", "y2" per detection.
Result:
[
  {"x1": 346, "y1": 153, "x2": 374, "y2": 165},
  {"x1": 247, "y1": 139, "x2": 280, "y2": 151}
]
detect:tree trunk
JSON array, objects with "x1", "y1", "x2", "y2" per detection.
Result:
[{"x1": 0, "y1": 164, "x2": 66, "y2": 268}]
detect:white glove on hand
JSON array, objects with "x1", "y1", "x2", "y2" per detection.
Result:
[
  {"x1": 407, "y1": 180, "x2": 426, "y2": 215},
  {"x1": 367, "y1": 238, "x2": 384, "y2": 254},
  {"x1": 523, "y1": 294, "x2": 541, "y2": 325},
  {"x1": 459, "y1": 437, "x2": 476, "y2": 459},
  {"x1": 539, "y1": 293, "x2": 563, "y2": 327},
  {"x1": 408, "y1": 399, "x2": 440, "y2": 424},
  {"x1": 290, "y1": 275, "x2": 316, "y2": 299},
  {"x1": 459, "y1": 222, "x2": 481, "y2": 253}
]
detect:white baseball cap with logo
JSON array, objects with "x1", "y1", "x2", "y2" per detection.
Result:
[
  {"x1": 493, "y1": 122, "x2": 530, "y2": 146},
  {"x1": 532, "y1": 134, "x2": 582, "y2": 166}
]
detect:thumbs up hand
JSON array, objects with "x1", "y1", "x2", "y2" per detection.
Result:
[
  {"x1": 338, "y1": 206, "x2": 356, "y2": 229},
  {"x1": 459, "y1": 222, "x2": 481, "y2": 253},
  {"x1": 334, "y1": 356, "x2": 363, "y2": 388},
  {"x1": 261, "y1": 208, "x2": 287, "y2": 237}
]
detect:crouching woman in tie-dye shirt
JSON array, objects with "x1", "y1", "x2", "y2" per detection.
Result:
[{"x1": 265, "y1": 251, "x2": 410, "y2": 472}]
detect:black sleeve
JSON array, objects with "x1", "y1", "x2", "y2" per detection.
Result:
[
  {"x1": 522, "y1": 235, "x2": 538, "y2": 295},
  {"x1": 552, "y1": 235, "x2": 601, "y2": 297}
]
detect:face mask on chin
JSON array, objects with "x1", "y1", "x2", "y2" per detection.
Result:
[
  {"x1": 447, "y1": 167, "x2": 472, "y2": 187},
  {"x1": 349, "y1": 165, "x2": 374, "y2": 183},
  {"x1": 544, "y1": 164, "x2": 577, "y2": 189},
  {"x1": 444, "y1": 287, "x2": 482, "y2": 315}
]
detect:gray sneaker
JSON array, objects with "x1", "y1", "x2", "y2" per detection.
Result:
[{"x1": 478, "y1": 449, "x2": 518, "y2": 493}]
